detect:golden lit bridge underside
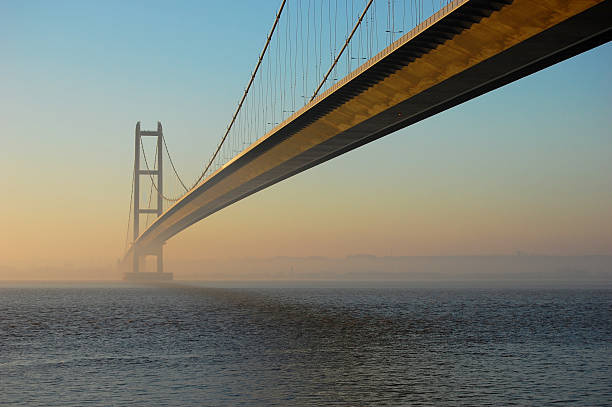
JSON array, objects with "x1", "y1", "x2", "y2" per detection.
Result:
[{"x1": 126, "y1": 0, "x2": 611, "y2": 262}]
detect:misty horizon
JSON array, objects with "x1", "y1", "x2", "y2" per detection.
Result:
[{"x1": 3, "y1": 254, "x2": 610, "y2": 285}]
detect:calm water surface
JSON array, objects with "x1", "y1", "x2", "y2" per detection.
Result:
[{"x1": 1, "y1": 282, "x2": 611, "y2": 406}]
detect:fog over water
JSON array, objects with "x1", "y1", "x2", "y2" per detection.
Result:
[{"x1": 2, "y1": 255, "x2": 611, "y2": 284}]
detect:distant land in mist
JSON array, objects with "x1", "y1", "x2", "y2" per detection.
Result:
[
  {"x1": 171, "y1": 254, "x2": 612, "y2": 284},
  {"x1": 2, "y1": 255, "x2": 611, "y2": 286}
]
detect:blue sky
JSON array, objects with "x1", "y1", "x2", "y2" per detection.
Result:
[{"x1": 1, "y1": 1, "x2": 610, "y2": 273}]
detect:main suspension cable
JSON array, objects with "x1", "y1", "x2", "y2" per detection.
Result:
[
  {"x1": 144, "y1": 143, "x2": 159, "y2": 228},
  {"x1": 124, "y1": 167, "x2": 134, "y2": 250},
  {"x1": 310, "y1": 0, "x2": 374, "y2": 101},
  {"x1": 190, "y1": 0, "x2": 287, "y2": 189},
  {"x1": 162, "y1": 135, "x2": 188, "y2": 192},
  {"x1": 140, "y1": 138, "x2": 183, "y2": 202}
]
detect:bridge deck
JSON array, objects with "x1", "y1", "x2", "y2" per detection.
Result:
[{"x1": 127, "y1": 0, "x2": 611, "y2": 260}]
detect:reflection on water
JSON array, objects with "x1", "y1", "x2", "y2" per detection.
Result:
[{"x1": 1, "y1": 282, "x2": 611, "y2": 406}]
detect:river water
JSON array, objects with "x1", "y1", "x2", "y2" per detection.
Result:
[{"x1": 1, "y1": 282, "x2": 611, "y2": 406}]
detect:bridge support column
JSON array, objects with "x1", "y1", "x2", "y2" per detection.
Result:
[
  {"x1": 124, "y1": 121, "x2": 172, "y2": 281},
  {"x1": 156, "y1": 245, "x2": 164, "y2": 274}
]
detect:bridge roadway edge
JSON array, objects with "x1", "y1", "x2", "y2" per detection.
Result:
[{"x1": 125, "y1": 0, "x2": 611, "y2": 262}]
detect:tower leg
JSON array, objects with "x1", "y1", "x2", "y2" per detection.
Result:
[
  {"x1": 132, "y1": 249, "x2": 139, "y2": 273},
  {"x1": 157, "y1": 246, "x2": 163, "y2": 274},
  {"x1": 133, "y1": 122, "x2": 141, "y2": 271}
]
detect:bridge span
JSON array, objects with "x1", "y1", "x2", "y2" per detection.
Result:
[{"x1": 123, "y1": 0, "x2": 611, "y2": 273}]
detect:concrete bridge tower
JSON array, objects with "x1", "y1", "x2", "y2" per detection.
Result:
[{"x1": 124, "y1": 122, "x2": 173, "y2": 281}]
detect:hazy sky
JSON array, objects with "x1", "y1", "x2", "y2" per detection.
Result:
[{"x1": 1, "y1": 1, "x2": 611, "y2": 276}]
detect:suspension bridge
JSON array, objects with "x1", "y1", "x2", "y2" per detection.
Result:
[{"x1": 121, "y1": 0, "x2": 611, "y2": 280}]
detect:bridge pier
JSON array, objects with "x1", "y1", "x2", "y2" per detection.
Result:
[
  {"x1": 124, "y1": 121, "x2": 173, "y2": 281},
  {"x1": 156, "y1": 245, "x2": 164, "y2": 274}
]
